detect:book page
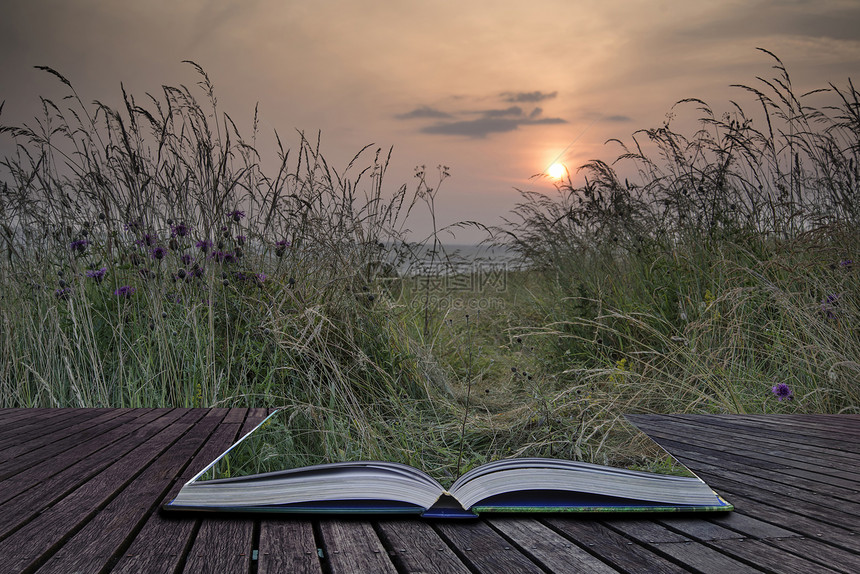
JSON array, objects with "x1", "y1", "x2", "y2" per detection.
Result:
[{"x1": 193, "y1": 407, "x2": 695, "y2": 487}]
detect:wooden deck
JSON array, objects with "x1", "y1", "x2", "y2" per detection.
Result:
[{"x1": 0, "y1": 409, "x2": 858, "y2": 573}]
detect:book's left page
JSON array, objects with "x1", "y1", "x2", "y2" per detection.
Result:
[{"x1": 163, "y1": 409, "x2": 444, "y2": 513}]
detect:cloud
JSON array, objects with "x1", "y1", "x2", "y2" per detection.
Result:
[
  {"x1": 480, "y1": 106, "x2": 524, "y2": 118},
  {"x1": 402, "y1": 90, "x2": 566, "y2": 137},
  {"x1": 395, "y1": 106, "x2": 453, "y2": 120},
  {"x1": 603, "y1": 114, "x2": 632, "y2": 122},
  {"x1": 421, "y1": 115, "x2": 566, "y2": 138},
  {"x1": 500, "y1": 90, "x2": 558, "y2": 103}
]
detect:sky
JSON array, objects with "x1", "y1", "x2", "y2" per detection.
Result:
[{"x1": 2, "y1": 0, "x2": 860, "y2": 243}]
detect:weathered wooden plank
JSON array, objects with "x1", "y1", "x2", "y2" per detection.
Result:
[
  {"x1": 710, "y1": 538, "x2": 846, "y2": 574},
  {"x1": 632, "y1": 416, "x2": 860, "y2": 473},
  {"x1": 0, "y1": 409, "x2": 167, "y2": 539},
  {"x1": 636, "y1": 415, "x2": 860, "y2": 472},
  {"x1": 0, "y1": 408, "x2": 62, "y2": 431},
  {"x1": 111, "y1": 410, "x2": 251, "y2": 574},
  {"x1": 606, "y1": 520, "x2": 764, "y2": 574},
  {"x1": 318, "y1": 519, "x2": 397, "y2": 574},
  {"x1": 0, "y1": 408, "x2": 84, "y2": 443},
  {"x1": 641, "y1": 437, "x2": 860, "y2": 505},
  {"x1": 182, "y1": 517, "x2": 255, "y2": 574},
  {"x1": 0, "y1": 408, "x2": 150, "y2": 479},
  {"x1": 0, "y1": 408, "x2": 114, "y2": 459},
  {"x1": 489, "y1": 518, "x2": 621, "y2": 573},
  {"x1": 434, "y1": 520, "x2": 544, "y2": 574},
  {"x1": 666, "y1": 416, "x2": 860, "y2": 466},
  {"x1": 652, "y1": 443, "x2": 860, "y2": 524},
  {"x1": 633, "y1": 424, "x2": 860, "y2": 486},
  {"x1": 696, "y1": 414, "x2": 860, "y2": 443},
  {"x1": 0, "y1": 408, "x2": 152, "y2": 504},
  {"x1": 544, "y1": 518, "x2": 691, "y2": 574},
  {"x1": 258, "y1": 520, "x2": 323, "y2": 574},
  {"x1": 768, "y1": 536, "x2": 860, "y2": 573},
  {"x1": 375, "y1": 519, "x2": 471, "y2": 574},
  {"x1": 697, "y1": 511, "x2": 798, "y2": 540},
  {"x1": 660, "y1": 435, "x2": 860, "y2": 492},
  {"x1": 34, "y1": 409, "x2": 229, "y2": 574},
  {"x1": 688, "y1": 490, "x2": 860, "y2": 554},
  {"x1": 0, "y1": 408, "x2": 202, "y2": 573}
]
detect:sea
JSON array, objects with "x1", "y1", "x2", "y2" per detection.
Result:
[{"x1": 395, "y1": 243, "x2": 525, "y2": 276}]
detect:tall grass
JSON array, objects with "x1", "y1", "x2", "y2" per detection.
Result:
[
  {"x1": 490, "y1": 50, "x2": 860, "y2": 455},
  {"x1": 1, "y1": 52, "x2": 858, "y2": 475},
  {"x1": 0, "y1": 63, "x2": 426, "y2": 415}
]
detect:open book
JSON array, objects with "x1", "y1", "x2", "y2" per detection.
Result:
[{"x1": 164, "y1": 410, "x2": 731, "y2": 517}]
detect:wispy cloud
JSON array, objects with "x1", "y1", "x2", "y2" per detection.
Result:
[
  {"x1": 399, "y1": 91, "x2": 566, "y2": 138},
  {"x1": 395, "y1": 106, "x2": 453, "y2": 120},
  {"x1": 480, "y1": 106, "x2": 524, "y2": 118},
  {"x1": 421, "y1": 115, "x2": 565, "y2": 138},
  {"x1": 501, "y1": 90, "x2": 558, "y2": 103}
]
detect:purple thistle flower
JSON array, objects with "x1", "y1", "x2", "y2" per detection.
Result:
[
  {"x1": 196, "y1": 239, "x2": 212, "y2": 253},
  {"x1": 134, "y1": 233, "x2": 158, "y2": 248},
  {"x1": 821, "y1": 294, "x2": 840, "y2": 320},
  {"x1": 70, "y1": 239, "x2": 90, "y2": 253},
  {"x1": 55, "y1": 287, "x2": 72, "y2": 300},
  {"x1": 275, "y1": 239, "x2": 290, "y2": 257},
  {"x1": 236, "y1": 235, "x2": 246, "y2": 246},
  {"x1": 86, "y1": 267, "x2": 107, "y2": 284},
  {"x1": 228, "y1": 209, "x2": 245, "y2": 222},
  {"x1": 150, "y1": 246, "x2": 167, "y2": 260},
  {"x1": 171, "y1": 222, "x2": 191, "y2": 238},
  {"x1": 114, "y1": 285, "x2": 136, "y2": 298},
  {"x1": 771, "y1": 383, "x2": 794, "y2": 402},
  {"x1": 210, "y1": 250, "x2": 226, "y2": 263},
  {"x1": 839, "y1": 259, "x2": 853, "y2": 269},
  {"x1": 255, "y1": 273, "x2": 267, "y2": 285}
]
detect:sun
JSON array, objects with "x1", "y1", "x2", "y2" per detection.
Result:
[{"x1": 548, "y1": 163, "x2": 566, "y2": 179}]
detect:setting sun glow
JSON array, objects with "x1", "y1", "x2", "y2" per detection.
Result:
[{"x1": 548, "y1": 163, "x2": 566, "y2": 179}]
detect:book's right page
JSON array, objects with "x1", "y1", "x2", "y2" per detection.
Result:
[{"x1": 460, "y1": 416, "x2": 731, "y2": 514}]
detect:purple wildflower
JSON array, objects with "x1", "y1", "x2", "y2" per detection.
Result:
[
  {"x1": 114, "y1": 285, "x2": 136, "y2": 298},
  {"x1": 55, "y1": 287, "x2": 72, "y2": 300},
  {"x1": 210, "y1": 251, "x2": 226, "y2": 263},
  {"x1": 839, "y1": 259, "x2": 853, "y2": 269},
  {"x1": 771, "y1": 383, "x2": 794, "y2": 402},
  {"x1": 228, "y1": 209, "x2": 245, "y2": 222},
  {"x1": 196, "y1": 239, "x2": 212, "y2": 253},
  {"x1": 181, "y1": 253, "x2": 194, "y2": 266},
  {"x1": 236, "y1": 235, "x2": 246, "y2": 246},
  {"x1": 86, "y1": 267, "x2": 107, "y2": 284},
  {"x1": 171, "y1": 222, "x2": 191, "y2": 238},
  {"x1": 275, "y1": 239, "x2": 290, "y2": 257},
  {"x1": 70, "y1": 239, "x2": 90, "y2": 253},
  {"x1": 255, "y1": 273, "x2": 267, "y2": 285},
  {"x1": 150, "y1": 246, "x2": 167, "y2": 260},
  {"x1": 821, "y1": 294, "x2": 840, "y2": 320}
]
